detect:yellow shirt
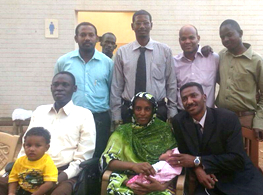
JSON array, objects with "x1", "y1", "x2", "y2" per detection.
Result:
[
  {"x1": 8, "y1": 153, "x2": 58, "y2": 193},
  {"x1": 216, "y1": 43, "x2": 263, "y2": 129}
]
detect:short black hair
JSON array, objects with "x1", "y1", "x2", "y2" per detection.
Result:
[
  {"x1": 220, "y1": 19, "x2": 241, "y2": 32},
  {"x1": 132, "y1": 10, "x2": 152, "y2": 23},
  {"x1": 53, "y1": 71, "x2": 76, "y2": 86},
  {"x1": 101, "y1": 32, "x2": 116, "y2": 42},
  {"x1": 75, "y1": 22, "x2": 97, "y2": 36},
  {"x1": 180, "y1": 82, "x2": 204, "y2": 94},
  {"x1": 24, "y1": 127, "x2": 51, "y2": 144}
]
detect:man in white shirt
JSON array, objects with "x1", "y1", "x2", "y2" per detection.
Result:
[{"x1": 12, "y1": 71, "x2": 96, "y2": 195}]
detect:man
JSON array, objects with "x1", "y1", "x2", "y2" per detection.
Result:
[
  {"x1": 174, "y1": 25, "x2": 219, "y2": 111},
  {"x1": 100, "y1": 32, "x2": 117, "y2": 59},
  {"x1": 169, "y1": 82, "x2": 263, "y2": 195},
  {"x1": 0, "y1": 72, "x2": 96, "y2": 195},
  {"x1": 55, "y1": 22, "x2": 113, "y2": 157},
  {"x1": 216, "y1": 19, "x2": 263, "y2": 140},
  {"x1": 111, "y1": 10, "x2": 177, "y2": 125}
]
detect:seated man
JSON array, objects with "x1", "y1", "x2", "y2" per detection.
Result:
[
  {"x1": 0, "y1": 71, "x2": 96, "y2": 195},
  {"x1": 169, "y1": 82, "x2": 263, "y2": 195}
]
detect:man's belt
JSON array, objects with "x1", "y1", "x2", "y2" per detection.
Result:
[{"x1": 235, "y1": 111, "x2": 255, "y2": 117}]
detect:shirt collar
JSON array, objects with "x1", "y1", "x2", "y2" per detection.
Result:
[
  {"x1": 132, "y1": 38, "x2": 154, "y2": 51},
  {"x1": 70, "y1": 49, "x2": 101, "y2": 61},
  {"x1": 193, "y1": 109, "x2": 207, "y2": 128},
  {"x1": 50, "y1": 100, "x2": 74, "y2": 116},
  {"x1": 224, "y1": 43, "x2": 252, "y2": 60},
  {"x1": 176, "y1": 45, "x2": 203, "y2": 60}
]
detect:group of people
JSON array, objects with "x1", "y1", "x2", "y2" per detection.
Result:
[{"x1": 1, "y1": 8, "x2": 263, "y2": 195}]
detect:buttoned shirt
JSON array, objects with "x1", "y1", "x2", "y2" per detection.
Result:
[
  {"x1": 216, "y1": 43, "x2": 263, "y2": 129},
  {"x1": 18, "y1": 101, "x2": 96, "y2": 179},
  {"x1": 110, "y1": 39, "x2": 177, "y2": 121},
  {"x1": 55, "y1": 49, "x2": 113, "y2": 113},
  {"x1": 174, "y1": 46, "x2": 219, "y2": 110},
  {"x1": 193, "y1": 110, "x2": 207, "y2": 134}
]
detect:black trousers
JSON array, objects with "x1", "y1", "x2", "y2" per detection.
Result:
[
  {"x1": 121, "y1": 99, "x2": 168, "y2": 124},
  {"x1": 92, "y1": 111, "x2": 111, "y2": 158}
]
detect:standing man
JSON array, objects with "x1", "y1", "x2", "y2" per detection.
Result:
[
  {"x1": 111, "y1": 10, "x2": 177, "y2": 125},
  {"x1": 216, "y1": 19, "x2": 263, "y2": 140},
  {"x1": 174, "y1": 25, "x2": 219, "y2": 111},
  {"x1": 100, "y1": 32, "x2": 117, "y2": 59},
  {"x1": 170, "y1": 82, "x2": 263, "y2": 195},
  {"x1": 55, "y1": 22, "x2": 113, "y2": 157}
]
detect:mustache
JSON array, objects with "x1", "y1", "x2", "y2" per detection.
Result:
[{"x1": 185, "y1": 103, "x2": 196, "y2": 109}]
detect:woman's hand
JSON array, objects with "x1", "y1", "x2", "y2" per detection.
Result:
[
  {"x1": 130, "y1": 177, "x2": 169, "y2": 194},
  {"x1": 131, "y1": 162, "x2": 156, "y2": 176}
]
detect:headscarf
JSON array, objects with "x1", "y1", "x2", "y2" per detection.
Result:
[
  {"x1": 127, "y1": 92, "x2": 176, "y2": 164},
  {"x1": 129, "y1": 92, "x2": 158, "y2": 128}
]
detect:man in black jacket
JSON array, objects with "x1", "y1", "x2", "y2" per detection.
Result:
[{"x1": 169, "y1": 82, "x2": 263, "y2": 195}]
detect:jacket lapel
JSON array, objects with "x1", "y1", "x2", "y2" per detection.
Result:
[{"x1": 201, "y1": 108, "x2": 216, "y2": 152}]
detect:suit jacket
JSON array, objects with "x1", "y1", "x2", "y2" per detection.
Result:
[{"x1": 172, "y1": 107, "x2": 263, "y2": 195}]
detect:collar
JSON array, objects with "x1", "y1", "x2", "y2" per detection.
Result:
[
  {"x1": 223, "y1": 43, "x2": 252, "y2": 60},
  {"x1": 132, "y1": 38, "x2": 154, "y2": 51},
  {"x1": 193, "y1": 109, "x2": 207, "y2": 128},
  {"x1": 175, "y1": 45, "x2": 203, "y2": 60},
  {"x1": 70, "y1": 49, "x2": 101, "y2": 61},
  {"x1": 50, "y1": 100, "x2": 74, "y2": 116}
]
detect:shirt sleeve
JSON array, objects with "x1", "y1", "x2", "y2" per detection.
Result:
[
  {"x1": 63, "y1": 110, "x2": 96, "y2": 179},
  {"x1": 8, "y1": 158, "x2": 20, "y2": 183},
  {"x1": 252, "y1": 58, "x2": 263, "y2": 129},
  {"x1": 165, "y1": 47, "x2": 178, "y2": 118},
  {"x1": 43, "y1": 156, "x2": 58, "y2": 182},
  {"x1": 110, "y1": 49, "x2": 124, "y2": 121}
]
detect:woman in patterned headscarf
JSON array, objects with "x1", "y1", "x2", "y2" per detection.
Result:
[{"x1": 100, "y1": 92, "x2": 177, "y2": 195}]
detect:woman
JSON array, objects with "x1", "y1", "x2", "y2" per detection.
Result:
[{"x1": 101, "y1": 92, "x2": 177, "y2": 195}]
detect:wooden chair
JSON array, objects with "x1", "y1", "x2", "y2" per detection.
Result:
[
  {"x1": 101, "y1": 170, "x2": 185, "y2": 195},
  {"x1": 0, "y1": 117, "x2": 30, "y2": 135},
  {"x1": 0, "y1": 132, "x2": 20, "y2": 175},
  {"x1": 242, "y1": 127, "x2": 262, "y2": 172}
]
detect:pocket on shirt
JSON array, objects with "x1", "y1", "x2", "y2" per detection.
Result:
[
  {"x1": 233, "y1": 72, "x2": 252, "y2": 92},
  {"x1": 152, "y1": 63, "x2": 165, "y2": 81}
]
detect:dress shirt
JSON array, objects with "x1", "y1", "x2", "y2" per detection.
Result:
[
  {"x1": 174, "y1": 46, "x2": 219, "y2": 110},
  {"x1": 193, "y1": 110, "x2": 207, "y2": 133},
  {"x1": 110, "y1": 39, "x2": 177, "y2": 121},
  {"x1": 18, "y1": 101, "x2": 96, "y2": 179},
  {"x1": 55, "y1": 49, "x2": 113, "y2": 113},
  {"x1": 216, "y1": 43, "x2": 263, "y2": 129}
]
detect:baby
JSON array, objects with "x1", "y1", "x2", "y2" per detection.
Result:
[
  {"x1": 8, "y1": 127, "x2": 58, "y2": 195},
  {"x1": 126, "y1": 148, "x2": 182, "y2": 188}
]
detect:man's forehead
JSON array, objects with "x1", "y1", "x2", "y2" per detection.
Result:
[
  {"x1": 181, "y1": 86, "x2": 200, "y2": 95},
  {"x1": 52, "y1": 74, "x2": 72, "y2": 83}
]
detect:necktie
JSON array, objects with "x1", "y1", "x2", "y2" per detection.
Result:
[
  {"x1": 195, "y1": 123, "x2": 203, "y2": 144},
  {"x1": 135, "y1": 47, "x2": 146, "y2": 95}
]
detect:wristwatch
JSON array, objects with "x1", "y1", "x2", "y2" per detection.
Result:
[{"x1": 194, "y1": 156, "x2": 201, "y2": 167}]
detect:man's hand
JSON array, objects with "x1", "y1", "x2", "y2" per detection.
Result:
[
  {"x1": 194, "y1": 166, "x2": 217, "y2": 189},
  {"x1": 130, "y1": 177, "x2": 169, "y2": 195},
  {"x1": 58, "y1": 172, "x2": 68, "y2": 183},
  {"x1": 167, "y1": 153, "x2": 195, "y2": 167},
  {"x1": 254, "y1": 128, "x2": 263, "y2": 141},
  {"x1": 201, "y1": 45, "x2": 213, "y2": 57},
  {"x1": 131, "y1": 162, "x2": 156, "y2": 176}
]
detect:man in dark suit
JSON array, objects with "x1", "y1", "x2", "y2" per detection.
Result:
[{"x1": 169, "y1": 82, "x2": 263, "y2": 195}]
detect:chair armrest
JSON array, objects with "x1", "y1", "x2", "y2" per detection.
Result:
[
  {"x1": 101, "y1": 170, "x2": 112, "y2": 195},
  {"x1": 176, "y1": 174, "x2": 185, "y2": 195},
  {"x1": 2, "y1": 162, "x2": 14, "y2": 178}
]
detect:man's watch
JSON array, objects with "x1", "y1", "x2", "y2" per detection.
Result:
[{"x1": 194, "y1": 156, "x2": 201, "y2": 167}]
